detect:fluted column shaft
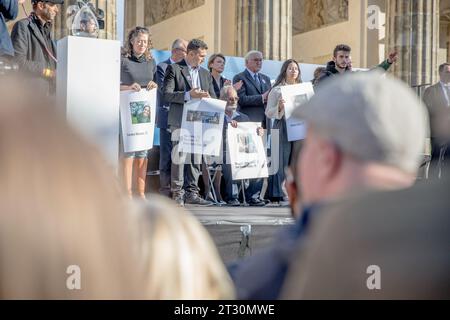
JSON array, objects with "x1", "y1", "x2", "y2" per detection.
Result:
[{"x1": 236, "y1": 0, "x2": 292, "y2": 60}]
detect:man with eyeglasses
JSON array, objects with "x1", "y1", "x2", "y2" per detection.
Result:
[
  {"x1": 232, "y1": 50, "x2": 271, "y2": 206},
  {"x1": 156, "y1": 38, "x2": 188, "y2": 198},
  {"x1": 11, "y1": 0, "x2": 64, "y2": 95},
  {"x1": 423, "y1": 62, "x2": 450, "y2": 179}
]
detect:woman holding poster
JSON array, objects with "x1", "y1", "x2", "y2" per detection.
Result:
[
  {"x1": 265, "y1": 59, "x2": 303, "y2": 204},
  {"x1": 120, "y1": 27, "x2": 158, "y2": 199}
]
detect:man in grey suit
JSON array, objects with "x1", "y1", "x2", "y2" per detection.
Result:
[
  {"x1": 232, "y1": 50, "x2": 271, "y2": 205},
  {"x1": 423, "y1": 62, "x2": 450, "y2": 179},
  {"x1": 156, "y1": 38, "x2": 188, "y2": 197},
  {"x1": 163, "y1": 39, "x2": 216, "y2": 206}
]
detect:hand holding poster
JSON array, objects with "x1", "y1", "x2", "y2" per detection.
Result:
[
  {"x1": 227, "y1": 122, "x2": 268, "y2": 180},
  {"x1": 120, "y1": 88, "x2": 157, "y2": 153},
  {"x1": 280, "y1": 82, "x2": 315, "y2": 141},
  {"x1": 179, "y1": 98, "x2": 226, "y2": 156}
]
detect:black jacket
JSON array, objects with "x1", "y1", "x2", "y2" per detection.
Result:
[
  {"x1": 163, "y1": 59, "x2": 216, "y2": 128},
  {"x1": 233, "y1": 69, "x2": 271, "y2": 127},
  {"x1": 11, "y1": 14, "x2": 56, "y2": 93}
]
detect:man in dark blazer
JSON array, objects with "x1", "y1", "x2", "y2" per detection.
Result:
[
  {"x1": 163, "y1": 39, "x2": 216, "y2": 206},
  {"x1": 232, "y1": 50, "x2": 271, "y2": 203},
  {"x1": 156, "y1": 38, "x2": 188, "y2": 198},
  {"x1": 423, "y1": 62, "x2": 450, "y2": 179},
  {"x1": 11, "y1": 0, "x2": 63, "y2": 95},
  {"x1": 233, "y1": 50, "x2": 272, "y2": 127}
]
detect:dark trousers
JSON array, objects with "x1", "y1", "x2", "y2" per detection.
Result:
[
  {"x1": 170, "y1": 127, "x2": 202, "y2": 199},
  {"x1": 158, "y1": 128, "x2": 172, "y2": 197}
]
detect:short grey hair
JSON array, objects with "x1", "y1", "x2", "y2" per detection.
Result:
[
  {"x1": 245, "y1": 50, "x2": 263, "y2": 62},
  {"x1": 171, "y1": 38, "x2": 186, "y2": 50},
  {"x1": 219, "y1": 85, "x2": 236, "y2": 101}
]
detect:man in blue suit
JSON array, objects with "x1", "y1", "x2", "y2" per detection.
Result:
[
  {"x1": 232, "y1": 50, "x2": 272, "y2": 205},
  {"x1": 156, "y1": 38, "x2": 188, "y2": 197}
]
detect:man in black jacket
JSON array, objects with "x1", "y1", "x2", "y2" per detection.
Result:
[
  {"x1": 163, "y1": 39, "x2": 216, "y2": 206},
  {"x1": 316, "y1": 44, "x2": 397, "y2": 88},
  {"x1": 11, "y1": 0, "x2": 63, "y2": 94},
  {"x1": 156, "y1": 38, "x2": 188, "y2": 198}
]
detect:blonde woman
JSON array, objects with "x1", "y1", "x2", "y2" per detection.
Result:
[
  {"x1": 266, "y1": 59, "x2": 303, "y2": 204},
  {"x1": 131, "y1": 196, "x2": 235, "y2": 299},
  {"x1": 0, "y1": 82, "x2": 142, "y2": 299}
]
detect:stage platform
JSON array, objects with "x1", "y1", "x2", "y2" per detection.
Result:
[{"x1": 189, "y1": 205, "x2": 294, "y2": 264}]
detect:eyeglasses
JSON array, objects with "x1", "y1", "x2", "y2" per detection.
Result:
[
  {"x1": 251, "y1": 58, "x2": 263, "y2": 62},
  {"x1": 228, "y1": 97, "x2": 239, "y2": 102},
  {"x1": 175, "y1": 48, "x2": 187, "y2": 53}
]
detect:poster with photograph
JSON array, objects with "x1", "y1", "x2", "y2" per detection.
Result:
[
  {"x1": 280, "y1": 82, "x2": 315, "y2": 142},
  {"x1": 179, "y1": 98, "x2": 226, "y2": 156},
  {"x1": 227, "y1": 122, "x2": 269, "y2": 180},
  {"x1": 120, "y1": 88, "x2": 157, "y2": 153}
]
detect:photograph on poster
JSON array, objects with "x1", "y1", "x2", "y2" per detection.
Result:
[
  {"x1": 130, "y1": 102, "x2": 151, "y2": 124},
  {"x1": 186, "y1": 110, "x2": 221, "y2": 124},
  {"x1": 237, "y1": 134, "x2": 258, "y2": 154}
]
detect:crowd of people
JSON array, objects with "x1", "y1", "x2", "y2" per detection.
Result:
[{"x1": 1, "y1": 0, "x2": 449, "y2": 300}]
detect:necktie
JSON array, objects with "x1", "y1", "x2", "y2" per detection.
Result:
[{"x1": 254, "y1": 74, "x2": 262, "y2": 92}]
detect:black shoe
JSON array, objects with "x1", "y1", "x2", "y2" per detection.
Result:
[
  {"x1": 226, "y1": 199, "x2": 241, "y2": 207},
  {"x1": 185, "y1": 195, "x2": 213, "y2": 206},
  {"x1": 248, "y1": 198, "x2": 266, "y2": 207}
]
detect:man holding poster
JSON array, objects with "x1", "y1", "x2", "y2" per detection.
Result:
[{"x1": 163, "y1": 39, "x2": 216, "y2": 206}]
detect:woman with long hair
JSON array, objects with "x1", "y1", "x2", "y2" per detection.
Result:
[
  {"x1": 120, "y1": 26, "x2": 158, "y2": 199},
  {"x1": 266, "y1": 59, "x2": 303, "y2": 204}
]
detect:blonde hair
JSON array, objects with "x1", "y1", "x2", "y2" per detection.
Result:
[
  {"x1": 131, "y1": 196, "x2": 235, "y2": 300},
  {"x1": 0, "y1": 81, "x2": 141, "y2": 299}
]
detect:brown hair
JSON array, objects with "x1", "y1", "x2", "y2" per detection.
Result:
[
  {"x1": 208, "y1": 53, "x2": 226, "y2": 72},
  {"x1": 124, "y1": 26, "x2": 153, "y2": 60}
]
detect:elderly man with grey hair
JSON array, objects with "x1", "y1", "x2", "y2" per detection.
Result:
[
  {"x1": 227, "y1": 71, "x2": 429, "y2": 300},
  {"x1": 232, "y1": 50, "x2": 272, "y2": 205}
]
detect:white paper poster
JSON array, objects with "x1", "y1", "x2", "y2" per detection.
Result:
[
  {"x1": 227, "y1": 122, "x2": 269, "y2": 180},
  {"x1": 179, "y1": 98, "x2": 226, "y2": 156},
  {"x1": 280, "y1": 82, "x2": 315, "y2": 142},
  {"x1": 120, "y1": 88, "x2": 157, "y2": 153}
]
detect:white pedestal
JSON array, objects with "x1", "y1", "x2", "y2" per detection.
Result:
[{"x1": 57, "y1": 36, "x2": 121, "y2": 170}]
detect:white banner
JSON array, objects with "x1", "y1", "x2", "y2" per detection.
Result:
[
  {"x1": 227, "y1": 122, "x2": 269, "y2": 180},
  {"x1": 120, "y1": 89, "x2": 157, "y2": 153},
  {"x1": 280, "y1": 82, "x2": 315, "y2": 142},
  {"x1": 179, "y1": 98, "x2": 226, "y2": 156}
]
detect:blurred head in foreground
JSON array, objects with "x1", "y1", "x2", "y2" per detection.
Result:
[
  {"x1": 0, "y1": 81, "x2": 140, "y2": 299},
  {"x1": 131, "y1": 196, "x2": 235, "y2": 300},
  {"x1": 293, "y1": 72, "x2": 429, "y2": 206}
]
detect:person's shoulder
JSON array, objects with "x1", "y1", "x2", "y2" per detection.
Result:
[
  {"x1": 233, "y1": 71, "x2": 247, "y2": 80},
  {"x1": 238, "y1": 112, "x2": 250, "y2": 121},
  {"x1": 12, "y1": 17, "x2": 31, "y2": 31}
]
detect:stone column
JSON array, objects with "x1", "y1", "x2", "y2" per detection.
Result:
[
  {"x1": 236, "y1": 0, "x2": 292, "y2": 60},
  {"x1": 386, "y1": 0, "x2": 439, "y2": 87}
]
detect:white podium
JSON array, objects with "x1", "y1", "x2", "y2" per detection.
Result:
[{"x1": 57, "y1": 36, "x2": 121, "y2": 170}]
